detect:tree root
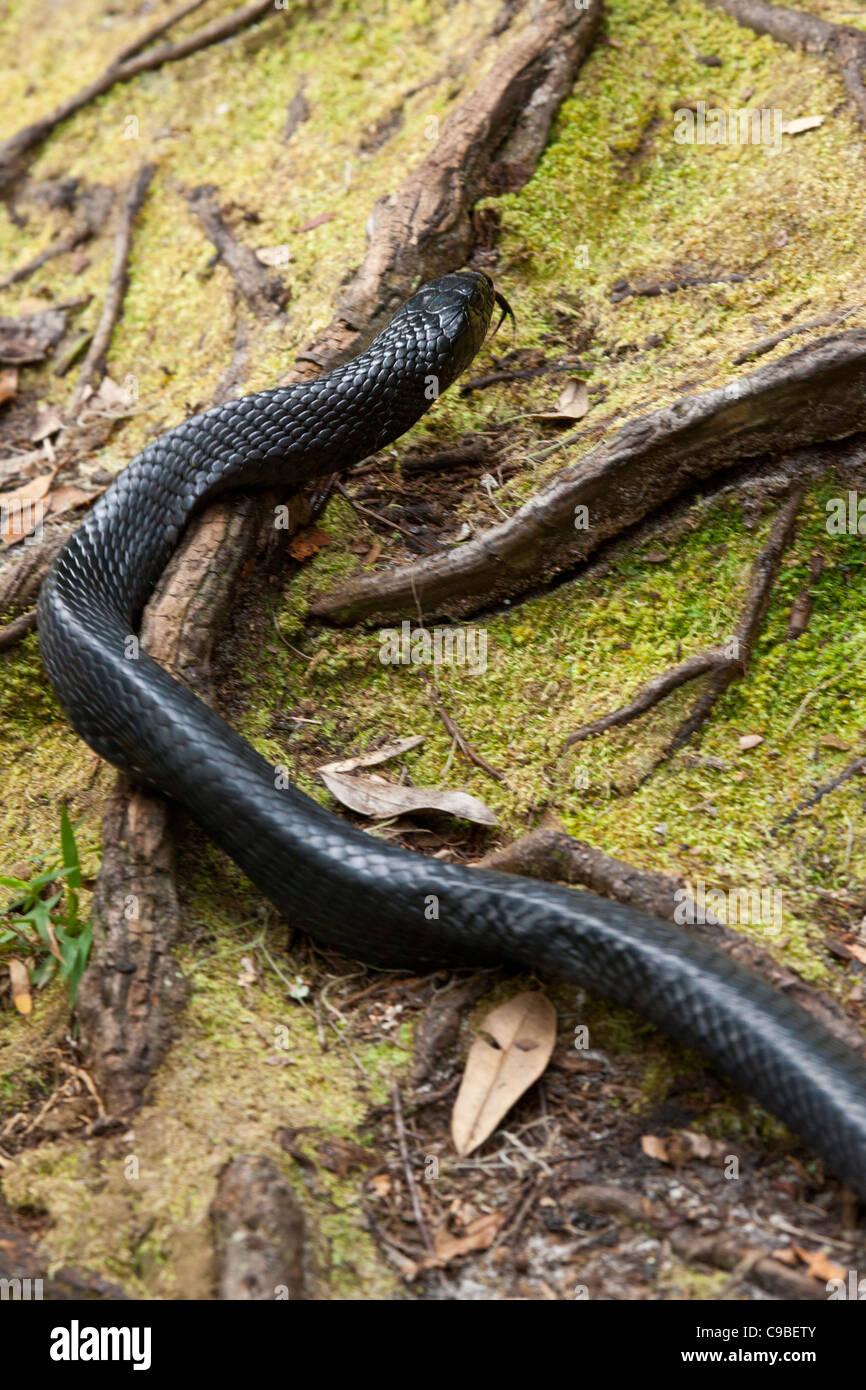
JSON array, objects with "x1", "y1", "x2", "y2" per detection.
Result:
[
  {"x1": 211, "y1": 1155, "x2": 306, "y2": 1301},
  {"x1": 561, "y1": 488, "x2": 803, "y2": 779},
  {"x1": 311, "y1": 331, "x2": 866, "y2": 627},
  {"x1": 282, "y1": 0, "x2": 602, "y2": 381},
  {"x1": 479, "y1": 826, "x2": 866, "y2": 1056}
]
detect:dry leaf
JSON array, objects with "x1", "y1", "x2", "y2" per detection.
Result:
[
  {"x1": 644, "y1": 549, "x2": 668, "y2": 563},
  {"x1": 532, "y1": 377, "x2": 590, "y2": 422},
  {"x1": 793, "y1": 1244, "x2": 845, "y2": 1283},
  {"x1": 641, "y1": 1134, "x2": 670, "y2": 1163},
  {"x1": 819, "y1": 734, "x2": 851, "y2": 751},
  {"x1": 289, "y1": 525, "x2": 332, "y2": 560},
  {"x1": 0, "y1": 449, "x2": 49, "y2": 482},
  {"x1": 451, "y1": 992, "x2": 557, "y2": 1156},
  {"x1": 782, "y1": 115, "x2": 825, "y2": 136},
  {"x1": 320, "y1": 768, "x2": 497, "y2": 826},
  {"x1": 429, "y1": 1211, "x2": 504, "y2": 1262},
  {"x1": 0, "y1": 366, "x2": 18, "y2": 406},
  {"x1": 8, "y1": 959, "x2": 31, "y2": 1017},
  {"x1": 369, "y1": 1173, "x2": 391, "y2": 1198},
  {"x1": 738, "y1": 733, "x2": 764, "y2": 751},
  {"x1": 846, "y1": 942, "x2": 866, "y2": 965},
  {"x1": 255, "y1": 245, "x2": 293, "y2": 267},
  {"x1": 48, "y1": 484, "x2": 99, "y2": 517},
  {"x1": 31, "y1": 403, "x2": 64, "y2": 442},
  {"x1": 0, "y1": 471, "x2": 55, "y2": 545},
  {"x1": 293, "y1": 211, "x2": 336, "y2": 234},
  {"x1": 318, "y1": 735, "x2": 425, "y2": 775}
]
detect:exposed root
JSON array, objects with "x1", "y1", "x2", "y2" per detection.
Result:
[
  {"x1": 283, "y1": 0, "x2": 602, "y2": 381},
  {"x1": 479, "y1": 826, "x2": 866, "y2": 1056},
  {"x1": 311, "y1": 332, "x2": 866, "y2": 627},
  {"x1": 211, "y1": 1155, "x2": 306, "y2": 1301}
]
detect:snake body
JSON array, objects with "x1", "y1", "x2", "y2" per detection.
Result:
[{"x1": 38, "y1": 272, "x2": 866, "y2": 1197}]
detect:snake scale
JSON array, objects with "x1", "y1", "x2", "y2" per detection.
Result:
[{"x1": 38, "y1": 271, "x2": 866, "y2": 1198}]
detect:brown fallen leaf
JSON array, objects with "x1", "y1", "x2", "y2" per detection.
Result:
[
  {"x1": 8, "y1": 959, "x2": 32, "y2": 1017},
  {"x1": 289, "y1": 525, "x2": 332, "y2": 560},
  {"x1": 641, "y1": 1134, "x2": 670, "y2": 1163},
  {"x1": 451, "y1": 992, "x2": 557, "y2": 1156},
  {"x1": 738, "y1": 733, "x2": 764, "y2": 751},
  {"x1": 782, "y1": 115, "x2": 825, "y2": 136},
  {"x1": 846, "y1": 942, "x2": 866, "y2": 965},
  {"x1": 0, "y1": 366, "x2": 18, "y2": 406},
  {"x1": 0, "y1": 471, "x2": 56, "y2": 545},
  {"x1": 0, "y1": 308, "x2": 66, "y2": 364},
  {"x1": 293, "y1": 211, "x2": 336, "y2": 234},
  {"x1": 428, "y1": 1211, "x2": 504, "y2": 1263},
  {"x1": 49, "y1": 484, "x2": 100, "y2": 517},
  {"x1": 318, "y1": 734, "x2": 425, "y2": 776},
  {"x1": 320, "y1": 768, "x2": 497, "y2": 826},
  {"x1": 819, "y1": 734, "x2": 851, "y2": 751},
  {"x1": 532, "y1": 377, "x2": 590, "y2": 422},
  {"x1": 793, "y1": 1244, "x2": 845, "y2": 1283},
  {"x1": 644, "y1": 549, "x2": 668, "y2": 564}
]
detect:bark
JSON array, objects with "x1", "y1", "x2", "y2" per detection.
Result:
[{"x1": 312, "y1": 331, "x2": 866, "y2": 625}]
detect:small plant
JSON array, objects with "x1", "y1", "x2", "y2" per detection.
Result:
[{"x1": 0, "y1": 807, "x2": 93, "y2": 1013}]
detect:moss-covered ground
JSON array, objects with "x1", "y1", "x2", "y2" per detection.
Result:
[{"x1": 1, "y1": 0, "x2": 864, "y2": 1298}]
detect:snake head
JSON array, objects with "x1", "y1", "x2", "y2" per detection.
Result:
[{"x1": 400, "y1": 270, "x2": 507, "y2": 387}]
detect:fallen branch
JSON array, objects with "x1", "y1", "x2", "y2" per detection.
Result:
[
  {"x1": 479, "y1": 826, "x2": 866, "y2": 1055},
  {"x1": 703, "y1": 0, "x2": 866, "y2": 129},
  {"x1": 311, "y1": 331, "x2": 866, "y2": 626},
  {"x1": 184, "y1": 185, "x2": 289, "y2": 318},
  {"x1": 0, "y1": 0, "x2": 278, "y2": 189},
  {"x1": 669, "y1": 1228, "x2": 824, "y2": 1300},
  {"x1": 67, "y1": 164, "x2": 156, "y2": 417}
]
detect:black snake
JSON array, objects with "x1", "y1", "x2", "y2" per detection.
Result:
[{"x1": 38, "y1": 271, "x2": 866, "y2": 1198}]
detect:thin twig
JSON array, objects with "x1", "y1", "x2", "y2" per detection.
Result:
[
  {"x1": 68, "y1": 164, "x2": 155, "y2": 416},
  {"x1": 778, "y1": 757, "x2": 866, "y2": 828},
  {"x1": 427, "y1": 681, "x2": 504, "y2": 782},
  {"x1": 391, "y1": 1082, "x2": 436, "y2": 1258},
  {"x1": 563, "y1": 648, "x2": 731, "y2": 747}
]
